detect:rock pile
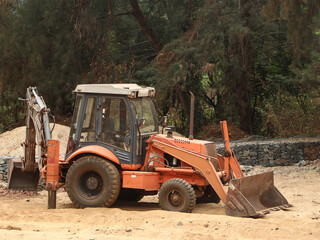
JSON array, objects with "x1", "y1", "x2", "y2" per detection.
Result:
[
  {"x1": 0, "y1": 157, "x2": 12, "y2": 182},
  {"x1": 216, "y1": 138, "x2": 320, "y2": 166}
]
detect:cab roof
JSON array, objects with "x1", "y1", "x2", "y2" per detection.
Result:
[{"x1": 74, "y1": 84, "x2": 155, "y2": 98}]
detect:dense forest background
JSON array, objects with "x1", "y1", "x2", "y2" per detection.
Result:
[{"x1": 0, "y1": 0, "x2": 319, "y2": 138}]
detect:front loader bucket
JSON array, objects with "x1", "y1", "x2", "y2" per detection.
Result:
[
  {"x1": 225, "y1": 171, "x2": 292, "y2": 217},
  {"x1": 8, "y1": 159, "x2": 40, "y2": 191}
]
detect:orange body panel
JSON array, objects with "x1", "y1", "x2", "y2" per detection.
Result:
[
  {"x1": 122, "y1": 169, "x2": 207, "y2": 190},
  {"x1": 155, "y1": 167, "x2": 207, "y2": 186},
  {"x1": 142, "y1": 134, "x2": 211, "y2": 170},
  {"x1": 122, "y1": 171, "x2": 160, "y2": 190},
  {"x1": 65, "y1": 145, "x2": 120, "y2": 165},
  {"x1": 121, "y1": 163, "x2": 141, "y2": 170},
  {"x1": 160, "y1": 171, "x2": 207, "y2": 186},
  {"x1": 46, "y1": 140, "x2": 60, "y2": 190}
]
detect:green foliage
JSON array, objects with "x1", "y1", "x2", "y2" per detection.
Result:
[
  {"x1": 0, "y1": 90, "x2": 24, "y2": 132},
  {"x1": 0, "y1": 0, "x2": 319, "y2": 138},
  {"x1": 141, "y1": 0, "x2": 320, "y2": 136},
  {"x1": 258, "y1": 90, "x2": 320, "y2": 137}
]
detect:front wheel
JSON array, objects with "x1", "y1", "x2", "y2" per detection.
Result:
[
  {"x1": 66, "y1": 156, "x2": 120, "y2": 208},
  {"x1": 158, "y1": 178, "x2": 196, "y2": 213}
]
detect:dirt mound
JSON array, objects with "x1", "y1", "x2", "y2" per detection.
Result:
[
  {"x1": 0, "y1": 124, "x2": 70, "y2": 156},
  {"x1": 200, "y1": 124, "x2": 249, "y2": 141}
]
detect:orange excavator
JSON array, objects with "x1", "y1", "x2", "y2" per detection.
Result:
[{"x1": 8, "y1": 84, "x2": 291, "y2": 217}]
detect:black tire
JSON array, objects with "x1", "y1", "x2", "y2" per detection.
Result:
[
  {"x1": 196, "y1": 186, "x2": 221, "y2": 204},
  {"x1": 66, "y1": 156, "x2": 120, "y2": 208},
  {"x1": 117, "y1": 188, "x2": 144, "y2": 202},
  {"x1": 158, "y1": 178, "x2": 196, "y2": 213}
]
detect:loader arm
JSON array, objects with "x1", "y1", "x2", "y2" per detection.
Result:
[
  {"x1": 149, "y1": 120, "x2": 291, "y2": 217},
  {"x1": 220, "y1": 121, "x2": 244, "y2": 180},
  {"x1": 150, "y1": 139, "x2": 228, "y2": 203},
  {"x1": 148, "y1": 121, "x2": 246, "y2": 204}
]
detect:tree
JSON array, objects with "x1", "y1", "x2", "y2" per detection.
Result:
[{"x1": 0, "y1": 0, "x2": 319, "y2": 138}]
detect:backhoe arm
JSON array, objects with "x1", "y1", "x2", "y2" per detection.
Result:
[
  {"x1": 8, "y1": 87, "x2": 52, "y2": 190},
  {"x1": 23, "y1": 87, "x2": 52, "y2": 171}
]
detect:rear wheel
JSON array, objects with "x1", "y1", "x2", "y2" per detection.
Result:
[
  {"x1": 158, "y1": 178, "x2": 196, "y2": 213},
  {"x1": 66, "y1": 156, "x2": 120, "y2": 208}
]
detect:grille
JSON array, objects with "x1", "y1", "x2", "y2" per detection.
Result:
[{"x1": 115, "y1": 149, "x2": 130, "y2": 163}]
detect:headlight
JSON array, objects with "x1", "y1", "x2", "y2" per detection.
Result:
[
  {"x1": 129, "y1": 91, "x2": 136, "y2": 98},
  {"x1": 148, "y1": 90, "x2": 155, "y2": 97}
]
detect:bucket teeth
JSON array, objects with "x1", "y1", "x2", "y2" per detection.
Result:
[
  {"x1": 280, "y1": 204, "x2": 293, "y2": 211},
  {"x1": 255, "y1": 204, "x2": 292, "y2": 216},
  {"x1": 271, "y1": 207, "x2": 281, "y2": 211}
]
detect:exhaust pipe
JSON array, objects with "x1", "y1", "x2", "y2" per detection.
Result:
[{"x1": 189, "y1": 91, "x2": 194, "y2": 140}]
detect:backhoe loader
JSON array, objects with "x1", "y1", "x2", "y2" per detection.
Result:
[{"x1": 8, "y1": 84, "x2": 291, "y2": 217}]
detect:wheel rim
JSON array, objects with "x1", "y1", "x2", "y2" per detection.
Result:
[
  {"x1": 167, "y1": 189, "x2": 184, "y2": 208},
  {"x1": 77, "y1": 171, "x2": 104, "y2": 199}
]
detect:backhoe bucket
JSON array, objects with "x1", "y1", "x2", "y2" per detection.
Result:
[
  {"x1": 8, "y1": 159, "x2": 40, "y2": 190},
  {"x1": 225, "y1": 171, "x2": 291, "y2": 217}
]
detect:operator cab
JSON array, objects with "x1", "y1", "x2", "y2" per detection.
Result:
[{"x1": 66, "y1": 84, "x2": 158, "y2": 166}]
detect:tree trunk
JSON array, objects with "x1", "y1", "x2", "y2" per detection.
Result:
[
  {"x1": 130, "y1": 0, "x2": 162, "y2": 52},
  {"x1": 237, "y1": 0, "x2": 253, "y2": 133}
]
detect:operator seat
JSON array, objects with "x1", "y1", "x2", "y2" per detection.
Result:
[{"x1": 101, "y1": 117, "x2": 115, "y2": 142}]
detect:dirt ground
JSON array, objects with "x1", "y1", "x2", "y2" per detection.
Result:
[{"x1": 0, "y1": 164, "x2": 319, "y2": 240}]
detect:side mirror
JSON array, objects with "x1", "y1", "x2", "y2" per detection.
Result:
[{"x1": 161, "y1": 116, "x2": 167, "y2": 126}]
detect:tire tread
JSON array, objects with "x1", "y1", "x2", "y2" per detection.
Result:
[
  {"x1": 66, "y1": 156, "x2": 120, "y2": 208},
  {"x1": 158, "y1": 178, "x2": 196, "y2": 213}
]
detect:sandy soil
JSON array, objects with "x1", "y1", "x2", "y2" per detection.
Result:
[
  {"x1": 0, "y1": 164, "x2": 319, "y2": 240},
  {"x1": 0, "y1": 124, "x2": 70, "y2": 156}
]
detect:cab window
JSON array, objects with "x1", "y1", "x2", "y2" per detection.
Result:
[
  {"x1": 70, "y1": 95, "x2": 83, "y2": 140},
  {"x1": 80, "y1": 96, "x2": 97, "y2": 142},
  {"x1": 99, "y1": 97, "x2": 131, "y2": 151}
]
